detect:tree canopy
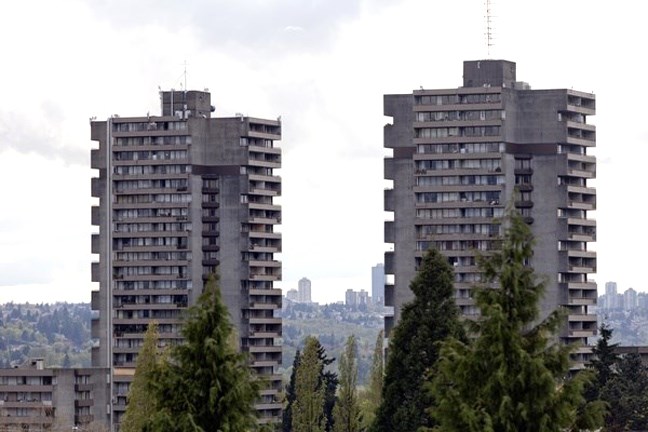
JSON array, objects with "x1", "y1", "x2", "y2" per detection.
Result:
[
  {"x1": 333, "y1": 335, "x2": 362, "y2": 432},
  {"x1": 146, "y1": 274, "x2": 260, "y2": 431},
  {"x1": 371, "y1": 247, "x2": 465, "y2": 432},
  {"x1": 292, "y1": 336, "x2": 327, "y2": 432},
  {"x1": 121, "y1": 321, "x2": 160, "y2": 432},
  {"x1": 429, "y1": 211, "x2": 604, "y2": 432}
]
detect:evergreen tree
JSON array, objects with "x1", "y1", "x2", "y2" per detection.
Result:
[
  {"x1": 283, "y1": 349, "x2": 301, "y2": 432},
  {"x1": 361, "y1": 331, "x2": 383, "y2": 430},
  {"x1": 315, "y1": 340, "x2": 338, "y2": 432},
  {"x1": 371, "y1": 248, "x2": 465, "y2": 432},
  {"x1": 293, "y1": 336, "x2": 326, "y2": 432},
  {"x1": 586, "y1": 322, "x2": 618, "y2": 401},
  {"x1": 147, "y1": 274, "x2": 259, "y2": 431},
  {"x1": 333, "y1": 335, "x2": 362, "y2": 432},
  {"x1": 601, "y1": 352, "x2": 648, "y2": 432},
  {"x1": 121, "y1": 321, "x2": 160, "y2": 432},
  {"x1": 430, "y1": 211, "x2": 604, "y2": 432}
]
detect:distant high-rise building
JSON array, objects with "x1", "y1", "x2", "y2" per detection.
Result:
[
  {"x1": 605, "y1": 281, "x2": 618, "y2": 297},
  {"x1": 345, "y1": 289, "x2": 358, "y2": 307},
  {"x1": 358, "y1": 289, "x2": 369, "y2": 306},
  {"x1": 286, "y1": 288, "x2": 298, "y2": 302},
  {"x1": 90, "y1": 90, "x2": 283, "y2": 426},
  {"x1": 371, "y1": 263, "x2": 385, "y2": 305},
  {"x1": 624, "y1": 288, "x2": 637, "y2": 311},
  {"x1": 384, "y1": 60, "x2": 597, "y2": 366},
  {"x1": 298, "y1": 277, "x2": 312, "y2": 303}
]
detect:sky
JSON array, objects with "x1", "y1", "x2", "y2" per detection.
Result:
[{"x1": 0, "y1": 0, "x2": 646, "y2": 305}]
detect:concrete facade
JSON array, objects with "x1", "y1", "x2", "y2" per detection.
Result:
[
  {"x1": 384, "y1": 60, "x2": 597, "y2": 367},
  {"x1": 90, "y1": 90, "x2": 283, "y2": 427},
  {"x1": 0, "y1": 359, "x2": 109, "y2": 431}
]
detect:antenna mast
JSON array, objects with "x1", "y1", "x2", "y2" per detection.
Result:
[
  {"x1": 183, "y1": 60, "x2": 188, "y2": 94},
  {"x1": 485, "y1": 0, "x2": 494, "y2": 57}
]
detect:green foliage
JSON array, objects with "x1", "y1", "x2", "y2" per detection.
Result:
[
  {"x1": 600, "y1": 353, "x2": 648, "y2": 431},
  {"x1": 121, "y1": 322, "x2": 160, "y2": 432},
  {"x1": 0, "y1": 302, "x2": 91, "y2": 368},
  {"x1": 281, "y1": 302, "x2": 382, "y2": 388},
  {"x1": 371, "y1": 248, "x2": 464, "y2": 432},
  {"x1": 588, "y1": 323, "x2": 618, "y2": 397},
  {"x1": 333, "y1": 335, "x2": 362, "y2": 432},
  {"x1": 360, "y1": 330, "x2": 383, "y2": 430},
  {"x1": 147, "y1": 275, "x2": 259, "y2": 431},
  {"x1": 293, "y1": 336, "x2": 327, "y2": 432},
  {"x1": 283, "y1": 349, "x2": 301, "y2": 432},
  {"x1": 430, "y1": 211, "x2": 604, "y2": 432}
]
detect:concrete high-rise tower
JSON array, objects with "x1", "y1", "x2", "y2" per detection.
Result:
[
  {"x1": 384, "y1": 60, "x2": 597, "y2": 366},
  {"x1": 90, "y1": 90, "x2": 283, "y2": 426},
  {"x1": 297, "y1": 277, "x2": 312, "y2": 303},
  {"x1": 371, "y1": 263, "x2": 385, "y2": 305}
]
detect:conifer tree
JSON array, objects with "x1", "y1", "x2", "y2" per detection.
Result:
[
  {"x1": 292, "y1": 336, "x2": 326, "y2": 432},
  {"x1": 430, "y1": 211, "x2": 604, "y2": 432},
  {"x1": 371, "y1": 248, "x2": 464, "y2": 432},
  {"x1": 283, "y1": 349, "x2": 301, "y2": 432},
  {"x1": 121, "y1": 321, "x2": 160, "y2": 432},
  {"x1": 601, "y1": 352, "x2": 648, "y2": 431},
  {"x1": 361, "y1": 330, "x2": 383, "y2": 430},
  {"x1": 147, "y1": 274, "x2": 259, "y2": 431},
  {"x1": 333, "y1": 335, "x2": 362, "y2": 432},
  {"x1": 587, "y1": 322, "x2": 618, "y2": 400}
]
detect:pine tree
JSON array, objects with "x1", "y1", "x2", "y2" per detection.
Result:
[
  {"x1": 333, "y1": 335, "x2": 362, "y2": 432},
  {"x1": 371, "y1": 248, "x2": 465, "y2": 432},
  {"x1": 147, "y1": 274, "x2": 259, "y2": 431},
  {"x1": 361, "y1": 330, "x2": 383, "y2": 430},
  {"x1": 121, "y1": 321, "x2": 160, "y2": 432},
  {"x1": 601, "y1": 352, "x2": 648, "y2": 431},
  {"x1": 292, "y1": 336, "x2": 326, "y2": 432},
  {"x1": 430, "y1": 211, "x2": 605, "y2": 432},
  {"x1": 283, "y1": 349, "x2": 301, "y2": 432},
  {"x1": 315, "y1": 340, "x2": 338, "y2": 432},
  {"x1": 587, "y1": 322, "x2": 618, "y2": 400}
]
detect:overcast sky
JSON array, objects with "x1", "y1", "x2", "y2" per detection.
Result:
[{"x1": 0, "y1": 0, "x2": 646, "y2": 304}]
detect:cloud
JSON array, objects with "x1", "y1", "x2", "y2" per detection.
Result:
[
  {"x1": 0, "y1": 104, "x2": 87, "y2": 165},
  {"x1": 85, "y1": 0, "x2": 383, "y2": 55}
]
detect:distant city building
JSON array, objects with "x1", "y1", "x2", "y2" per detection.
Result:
[
  {"x1": 90, "y1": 89, "x2": 283, "y2": 426},
  {"x1": 358, "y1": 289, "x2": 369, "y2": 306},
  {"x1": 0, "y1": 359, "x2": 109, "y2": 430},
  {"x1": 298, "y1": 278, "x2": 312, "y2": 303},
  {"x1": 384, "y1": 59, "x2": 597, "y2": 367},
  {"x1": 605, "y1": 282, "x2": 618, "y2": 309},
  {"x1": 624, "y1": 288, "x2": 638, "y2": 311},
  {"x1": 371, "y1": 263, "x2": 385, "y2": 306},
  {"x1": 345, "y1": 289, "x2": 369, "y2": 307},
  {"x1": 286, "y1": 288, "x2": 298, "y2": 302},
  {"x1": 345, "y1": 289, "x2": 358, "y2": 307},
  {"x1": 639, "y1": 293, "x2": 648, "y2": 310}
]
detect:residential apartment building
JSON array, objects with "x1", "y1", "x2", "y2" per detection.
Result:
[
  {"x1": 90, "y1": 90, "x2": 283, "y2": 426},
  {"x1": 297, "y1": 277, "x2": 312, "y2": 303},
  {"x1": 384, "y1": 60, "x2": 597, "y2": 366},
  {"x1": 371, "y1": 263, "x2": 385, "y2": 305},
  {"x1": 0, "y1": 359, "x2": 109, "y2": 431}
]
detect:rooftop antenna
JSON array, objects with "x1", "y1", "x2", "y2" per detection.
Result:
[
  {"x1": 485, "y1": 0, "x2": 495, "y2": 57},
  {"x1": 183, "y1": 60, "x2": 188, "y2": 94}
]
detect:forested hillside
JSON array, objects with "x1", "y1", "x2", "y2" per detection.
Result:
[{"x1": 0, "y1": 302, "x2": 91, "y2": 368}]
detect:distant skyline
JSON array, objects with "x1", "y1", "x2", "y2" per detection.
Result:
[{"x1": 1, "y1": 0, "x2": 648, "y2": 305}]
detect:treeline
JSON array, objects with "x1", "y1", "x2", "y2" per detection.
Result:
[
  {"x1": 117, "y1": 211, "x2": 646, "y2": 431},
  {"x1": 0, "y1": 302, "x2": 91, "y2": 368},
  {"x1": 282, "y1": 211, "x2": 645, "y2": 432},
  {"x1": 281, "y1": 302, "x2": 383, "y2": 387}
]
